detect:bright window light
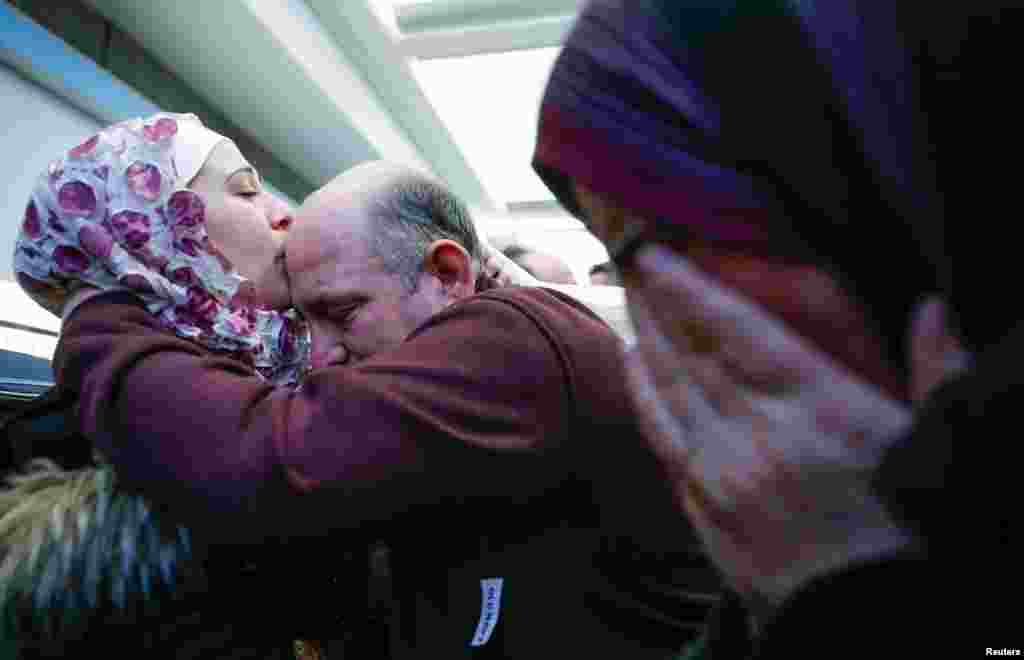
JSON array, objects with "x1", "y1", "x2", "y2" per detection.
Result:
[
  {"x1": 411, "y1": 47, "x2": 560, "y2": 207},
  {"x1": 0, "y1": 281, "x2": 59, "y2": 360}
]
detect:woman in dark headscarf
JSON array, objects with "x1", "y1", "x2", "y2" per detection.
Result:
[
  {"x1": 534, "y1": 0, "x2": 1011, "y2": 652},
  {"x1": 534, "y1": 0, "x2": 943, "y2": 398}
]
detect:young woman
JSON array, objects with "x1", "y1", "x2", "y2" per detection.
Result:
[{"x1": 0, "y1": 112, "x2": 338, "y2": 658}]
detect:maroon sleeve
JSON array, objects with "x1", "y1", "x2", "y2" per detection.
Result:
[{"x1": 54, "y1": 290, "x2": 573, "y2": 543}]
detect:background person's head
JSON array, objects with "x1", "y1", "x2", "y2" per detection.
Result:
[
  {"x1": 589, "y1": 261, "x2": 620, "y2": 286},
  {"x1": 287, "y1": 161, "x2": 482, "y2": 368},
  {"x1": 501, "y1": 245, "x2": 577, "y2": 285}
]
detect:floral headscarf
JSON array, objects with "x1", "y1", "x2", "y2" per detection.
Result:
[{"x1": 13, "y1": 113, "x2": 308, "y2": 385}]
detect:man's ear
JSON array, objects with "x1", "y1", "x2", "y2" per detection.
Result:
[{"x1": 424, "y1": 239, "x2": 474, "y2": 297}]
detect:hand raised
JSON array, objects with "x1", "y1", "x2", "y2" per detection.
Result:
[{"x1": 621, "y1": 246, "x2": 914, "y2": 613}]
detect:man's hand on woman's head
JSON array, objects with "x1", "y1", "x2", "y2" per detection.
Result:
[{"x1": 620, "y1": 245, "x2": 915, "y2": 617}]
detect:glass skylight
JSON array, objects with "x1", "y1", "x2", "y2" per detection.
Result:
[{"x1": 410, "y1": 47, "x2": 561, "y2": 208}]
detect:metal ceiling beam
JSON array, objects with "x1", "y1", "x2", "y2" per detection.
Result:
[
  {"x1": 2, "y1": 3, "x2": 300, "y2": 204},
  {"x1": 399, "y1": 14, "x2": 573, "y2": 59},
  {"x1": 306, "y1": 0, "x2": 495, "y2": 209},
  {"x1": 506, "y1": 200, "x2": 572, "y2": 216},
  {"x1": 395, "y1": 0, "x2": 581, "y2": 59},
  {"x1": 81, "y1": 0, "x2": 433, "y2": 191},
  {"x1": 397, "y1": 0, "x2": 583, "y2": 33},
  {"x1": 1, "y1": 3, "x2": 151, "y2": 125}
]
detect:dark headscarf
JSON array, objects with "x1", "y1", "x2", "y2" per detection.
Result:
[
  {"x1": 532, "y1": 0, "x2": 973, "y2": 396},
  {"x1": 535, "y1": 0, "x2": 1021, "y2": 578}
]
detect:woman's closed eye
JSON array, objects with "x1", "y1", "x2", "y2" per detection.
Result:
[
  {"x1": 233, "y1": 181, "x2": 262, "y2": 200},
  {"x1": 228, "y1": 168, "x2": 263, "y2": 200}
]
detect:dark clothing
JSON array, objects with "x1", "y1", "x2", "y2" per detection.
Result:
[
  {"x1": 870, "y1": 325, "x2": 1023, "y2": 648},
  {"x1": 755, "y1": 552, "x2": 939, "y2": 656},
  {"x1": 695, "y1": 550, "x2": 943, "y2": 658},
  {"x1": 0, "y1": 386, "x2": 342, "y2": 658},
  {"x1": 1, "y1": 384, "x2": 92, "y2": 471},
  {"x1": 2, "y1": 380, "x2": 380, "y2": 656},
  {"x1": 55, "y1": 286, "x2": 719, "y2": 658}
]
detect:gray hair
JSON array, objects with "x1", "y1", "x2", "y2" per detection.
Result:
[{"x1": 367, "y1": 175, "x2": 482, "y2": 292}]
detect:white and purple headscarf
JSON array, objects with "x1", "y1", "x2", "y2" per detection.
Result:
[{"x1": 13, "y1": 113, "x2": 308, "y2": 385}]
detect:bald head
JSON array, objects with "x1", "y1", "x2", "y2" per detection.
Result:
[
  {"x1": 284, "y1": 161, "x2": 484, "y2": 365},
  {"x1": 289, "y1": 160, "x2": 484, "y2": 294},
  {"x1": 305, "y1": 160, "x2": 418, "y2": 211}
]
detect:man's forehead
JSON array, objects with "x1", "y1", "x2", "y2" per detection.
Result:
[{"x1": 284, "y1": 195, "x2": 381, "y2": 290}]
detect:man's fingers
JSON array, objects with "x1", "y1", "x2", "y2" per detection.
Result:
[
  {"x1": 630, "y1": 296, "x2": 750, "y2": 508},
  {"x1": 632, "y1": 282, "x2": 760, "y2": 423},
  {"x1": 628, "y1": 295, "x2": 689, "y2": 392},
  {"x1": 629, "y1": 295, "x2": 730, "y2": 434},
  {"x1": 627, "y1": 298, "x2": 703, "y2": 435},
  {"x1": 686, "y1": 354, "x2": 756, "y2": 419}
]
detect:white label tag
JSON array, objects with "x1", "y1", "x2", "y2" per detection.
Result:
[{"x1": 469, "y1": 578, "x2": 504, "y2": 647}]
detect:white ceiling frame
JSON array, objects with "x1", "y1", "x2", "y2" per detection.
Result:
[
  {"x1": 82, "y1": 0, "x2": 433, "y2": 189},
  {"x1": 400, "y1": 15, "x2": 573, "y2": 59},
  {"x1": 396, "y1": 0, "x2": 583, "y2": 32}
]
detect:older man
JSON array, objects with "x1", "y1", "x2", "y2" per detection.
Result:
[{"x1": 54, "y1": 162, "x2": 718, "y2": 658}]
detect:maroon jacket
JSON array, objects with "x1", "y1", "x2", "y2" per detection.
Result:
[{"x1": 55, "y1": 286, "x2": 719, "y2": 657}]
